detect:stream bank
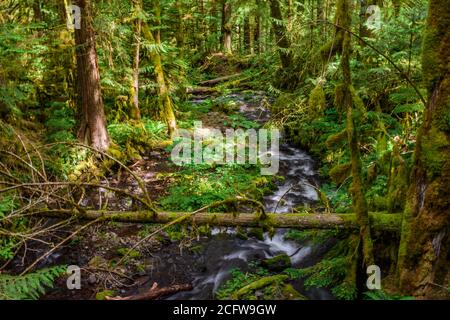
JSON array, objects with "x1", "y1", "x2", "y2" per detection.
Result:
[{"x1": 41, "y1": 90, "x2": 336, "y2": 300}]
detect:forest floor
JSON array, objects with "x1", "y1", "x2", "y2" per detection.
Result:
[{"x1": 39, "y1": 75, "x2": 294, "y2": 300}]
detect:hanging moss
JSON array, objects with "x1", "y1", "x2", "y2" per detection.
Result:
[
  {"x1": 308, "y1": 81, "x2": 326, "y2": 118},
  {"x1": 335, "y1": 0, "x2": 375, "y2": 267},
  {"x1": 326, "y1": 129, "x2": 348, "y2": 149},
  {"x1": 329, "y1": 163, "x2": 352, "y2": 185},
  {"x1": 319, "y1": 0, "x2": 351, "y2": 61},
  {"x1": 334, "y1": 83, "x2": 347, "y2": 115},
  {"x1": 387, "y1": 144, "x2": 409, "y2": 213},
  {"x1": 367, "y1": 163, "x2": 378, "y2": 183}
]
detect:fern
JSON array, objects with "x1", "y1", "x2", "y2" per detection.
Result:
[{"x1": 0, "y1": 266, "x2": 66, "y2": 300}]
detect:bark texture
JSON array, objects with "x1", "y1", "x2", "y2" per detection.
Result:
[
  {"x1": 221, "y1": 0, "x2": 232, "y2": 53},
  {"x1": 142, "y1": 24, "x2": 178, "y2": 137},
  {"x1": 269, "y1": 0, "x2": 292, "y2": 69},
  {"x1": 74, "y1": 0, "x2": 110, "y2": 152},
  {"x1": 397, "y1": 0, "x2": 450, "y2": 297},
  {"x1": 337, "y1": 0, "x2": 375, "y2": 266},
  {"x1": 39, "y1": 210, "x2": 402, "y2": 232}
]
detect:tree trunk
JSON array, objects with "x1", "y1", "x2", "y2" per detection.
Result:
[
  {"x1": 209, "y1": 0, "x2": 219, "y2": 52},
  {"x1": 74, "y1": 0, "x2": 110, "y2": 152},
  {"x1": 33, "y1": 0, "x2": 43, "y2": 22},
  {"x1": 221, "y1": 0, "x2": 232, "y2": 54},
  {"x1": 142, "y1": 24, "x2": 177, "y2": 137},
  {"x1": 153, "y1": 0, "x2": 161, "y2": 44},
  {"x1": 38, "y1": 210, "x2": 402, "y2": 232},
  {"x1": 269, "y1": 0, "x2": 292, "y2": 69},
  {"x1": 337, "y1": 0, "x2": 375, "y2": 266},
  {"x1": 397, "y1": 0, "x2": 450, "y2": 297},
  {"x1": 255, "y1": 6, "x2": 262, "y2": 54},
  {"x1": 130, "y1": 0, "x2": 142, "y2": 121},
  {"x1": 175, "y1": 0, "x2": 184, "y2": 48}
]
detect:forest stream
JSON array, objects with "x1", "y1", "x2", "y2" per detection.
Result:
[
  {"x1": 38, "y1": 90, "x2": 336, "y2": 300},
  {"x1": 1, "y1": 0, "x2": 448, "y2": 303},
  {"x1": 167, "y1": 92, "x2": 333, "y2": 300}
]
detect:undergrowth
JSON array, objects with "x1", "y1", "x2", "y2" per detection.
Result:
[{"x1": 0, "y1": 266, "x2": 66, "y2": 300}]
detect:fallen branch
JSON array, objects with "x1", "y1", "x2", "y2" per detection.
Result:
[
  {"x1": 36, "y1": 210, "x2": 401, "y2": 232},
  {"x1": 106, "y1": 282, "x2": 193, "y2": 300}
]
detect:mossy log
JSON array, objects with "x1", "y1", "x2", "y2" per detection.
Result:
[
  {"x1": 186, "y1": 86, "x2": 218, "y2": 95},
  {"x1": 232, "y1": 275, "x2": 289, "y2": 299},
  {"x1": 38, "y1": 210, "x2": 402, "y2": 232}
]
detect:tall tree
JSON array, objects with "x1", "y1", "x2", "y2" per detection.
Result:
[
  {"x1": 221, "y1": 0, "x2": 232, "y2": 53},
  {"x1": 397, "y1": 0, "x2": 450, "y2": 297},
  {"x1": 73, "y1": 0, "x2": 110, "y2": 151},
  {"x1": 336, "y1": 0, "x2": 375, "y2": 267},
  {"x1": 142, "y1": 23, "x2": 178, "y2": 137},
  {"x1": 269, "y1": 0, "x2": 292, "y2": 68},
  {"x1": 130, "y1": 0, "x2": 142, "y2": 121}
]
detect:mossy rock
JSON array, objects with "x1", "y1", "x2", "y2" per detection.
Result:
[
  {"x1": 116, "y1": 247, "x2": 141, "y2": 259},
  {"x1": 236, "y1": 231, "x2": 249, "y2": 241},
  {"x1": 281, "y1": 284, "x2": 308, "y2": 300},
  {"x1": 95, "y1": 290, "x2": 116, "y2": 300},
  {"x1": 232, "y1": 275, "x2": 289, "y2": 299},
  {"x1": 248, "y1": 228, "x2": 264, "y2": 241},
  {"x1": 262, "y1": 254, "x2": 292, "y2": 272}
]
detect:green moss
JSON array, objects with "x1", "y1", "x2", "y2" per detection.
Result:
[
  {"x1": 281, "y1": 284, "x2": 308, "y2": 300},
  {"x1": 329, "y1": 163, "x2": 352, "y2": 185},
  {"x1": 236, "y1": 226, "x2": 249, "y2": 240},
  {"x1": 231, "y1": 275, "x2": 289, "y2": 299},
  {"x1": 262, "y1": 254, "x2": 292, "y2": 272},
  {"x1": 308, "y1": 82, "x2": 326, "y2": 118},
  {"x1": 189, "y1": 244, "x2": 204, "y2": 254},
  {"x1": 319, "y1": 0, "x2": 350, "y2": 61},
  {"x1": 95, "y1": 290, "x2": 116, "y2": 300},
  {"x1": 387, "y1": 161, "x2": 408, "y2": 213},
  {"x1": 116, "y1": 247, "x2": 141, "y2": 259},
  {"x1": 325, "y1": 129, "x2": 348, "y2": 149},
  {"x1": 248, "y1": 227, "x2": 264, "y2": 240},
  {"x1": 420, "y1": 126, "x2": 449, "y2": 179}
]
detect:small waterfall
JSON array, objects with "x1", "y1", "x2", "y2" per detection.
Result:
[{"x1": 166, "y1": 92, "x2": 333, "y2": 300}]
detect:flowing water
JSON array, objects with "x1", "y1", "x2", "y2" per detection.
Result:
[
  {"x1": 40, "y1": 91, "x2": 334, "y2": 300},
  {"x1": 163, "y1": 92, "x2": 334, "y2": 300}
]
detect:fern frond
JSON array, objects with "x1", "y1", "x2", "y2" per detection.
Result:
[{"x1": 0, "y1": 266, "x2": 66, "y2": 300}]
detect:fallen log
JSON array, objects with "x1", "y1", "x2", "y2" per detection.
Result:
[
  {"x1": 38, "y1": 210, "x2": 401, "y2": 232},
  {"x1": 186, "y1": 86, "x2": 218, "y2": 95},
  {"x1": 198, "y1": 73, "x2": 242, "y2": 86},
  {"x1": 106, "y1": 282, "x2": 193, "y2": 300}
]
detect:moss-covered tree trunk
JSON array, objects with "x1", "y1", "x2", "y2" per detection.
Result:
[
  {"x1": 337, "y1": 0, "x2": 375, "y2": 267},
  {"x1": 175, "y1": 0, "x2": 184, "y2": 49},
  {"x1": 269, "y1": 0, "x2": 292, "y2": 69},
  {"x1": 142, "y1": 24, "x2": 177, "y2": 137},
  {"x1": 73, "y1": 0, "x2": 110, "y2": 152},
  {"x1": 129, "y1": 0, "x2": 142, "y2": 121},
  {"x1": 397, "y1": 0, "x2": 450, "y2": 297},
  {"x1": 221, "y1": 0, "x2": 232, "y2": 54}
]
